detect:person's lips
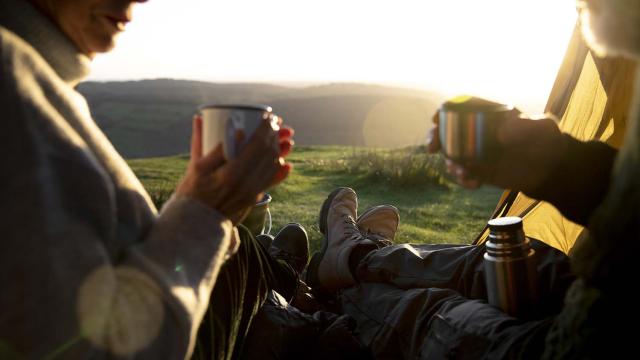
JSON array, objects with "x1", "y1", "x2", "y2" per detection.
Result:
[{"x1": 103, "y1": 13, "x2": 130, "y2": 32}]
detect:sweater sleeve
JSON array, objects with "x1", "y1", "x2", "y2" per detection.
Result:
[
  {"x1": 524, "y1": 134, "x2": 618, "y2": 226},
  {"x1": 0, "y1": 36, "x2": 234, "y2": 359},
  {"x1": 0, "y1": 121, "x2": 235, "y2": 360}
]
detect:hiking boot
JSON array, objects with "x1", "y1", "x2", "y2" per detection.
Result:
[
  {"x1": 256, "y1": 233, "x2": 275, "y2": 250},
  {"x1": 357, "y1": 205, "x2": 400, "y2": 246},
  {"x1": 269, "y1": 223, "x2": 309, "y2": 275},
  {"x1": 307, "y1": 187, "x2": 378, "y2": 292}
]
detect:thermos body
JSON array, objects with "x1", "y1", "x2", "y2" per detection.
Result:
[
  {"x1": 483, "y1": 217, "x2": 538, "y2": 318},
  {"x1": 484, "y1": 247, "x2": 538, "y2": 318}
]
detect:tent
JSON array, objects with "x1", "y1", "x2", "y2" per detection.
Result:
[{"x1": 473, "y1": 25, "x2": 637, "y2": 254}]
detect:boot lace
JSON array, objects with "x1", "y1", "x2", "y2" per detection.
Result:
[
  {"x1": 344, "y1": 215, "x2": 393, "y2": 248},
  {"x1": 342, "y1": 214, "x2": 364, "y2": 240},
  {"x1": 361, "y1": 230, "x2": 393, "y2": 248}
]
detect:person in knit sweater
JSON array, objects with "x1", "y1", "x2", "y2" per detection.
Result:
[{"x1": 0, "y1": 0, "x2": 296, "y2": 358}]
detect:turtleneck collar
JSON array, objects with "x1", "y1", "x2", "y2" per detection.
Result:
[{"x1": 0, "y1": 0, "x2": 91, "y2": 86}]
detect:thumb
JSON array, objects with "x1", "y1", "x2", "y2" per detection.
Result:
[
  {"x1": 431, "y1": 111, "x2": 439, "y2": 125},
  {"x1": 269, "y1": 162, "x2": 292, "y2": 188},
  {"x1": 191, "y1": 115, "x2": 204, "y2": 163},
  {"x1": 426, "y1": 126, "x2": 440, "y2": 153}
]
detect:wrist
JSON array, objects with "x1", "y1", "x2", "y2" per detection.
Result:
[{"x1": 526, "y1": 135, "x2": 617, "y2": 225}]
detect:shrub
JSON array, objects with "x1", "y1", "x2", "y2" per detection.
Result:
[{"x1": 307, "y1": 146, "x2": 448, "y2": 188}]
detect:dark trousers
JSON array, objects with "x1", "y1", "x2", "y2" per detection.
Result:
[
  {"x1": 192, "y1": 226, "x2": 298, "y2": 360},
  {"x1": 339, "y1": 240, "x2": 575, "y2": 359}
]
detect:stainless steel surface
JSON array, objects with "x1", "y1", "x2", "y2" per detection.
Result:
[
  {"x1": 199, "y1": 104, "x2": 272, "y2": 112},
  {"x1": 199, "y1": 105, "x2": 278, "y2": 159},
  {"x1": 483, "y1": 217, "x2": 538, "y2": 318},
  {"x1": 438, "y1": 96, "x2": 514, "y2": 163}
]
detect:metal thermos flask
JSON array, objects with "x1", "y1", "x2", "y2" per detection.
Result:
[{"x1": 484, "y1": 217, "x2": 538, "y2": 318}]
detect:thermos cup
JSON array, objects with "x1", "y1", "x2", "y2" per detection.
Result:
[
  {"x1": 198, "y1": 104, "x2": 279, "y2": 159},
  {"x1": 438, "y1": 96, "x2": 517, "y2": 163}
]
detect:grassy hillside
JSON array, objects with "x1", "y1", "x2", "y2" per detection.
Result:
[
  {"x1": 128, "y1": 146, "x2": 502, "y2": 253},
  {"x1": 79, "y1": 80, "x2": 443, "y2": 158}
]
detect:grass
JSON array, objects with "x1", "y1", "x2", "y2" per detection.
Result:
[{"x1": 128, "y1": 146, "x2": 503, "y2": 254}]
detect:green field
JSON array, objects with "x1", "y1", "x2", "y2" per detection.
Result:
[{"x1": 128, "y1": 146, "x2": 502, "y2": 253}]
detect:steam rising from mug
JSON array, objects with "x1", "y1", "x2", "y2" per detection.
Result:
[{"x1": 198, "y1": 104, "x2": 280, "y2": 159}]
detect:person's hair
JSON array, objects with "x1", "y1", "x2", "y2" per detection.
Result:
[{"x1": 579, "y1": 0, "x2": 640, "y2": 59}]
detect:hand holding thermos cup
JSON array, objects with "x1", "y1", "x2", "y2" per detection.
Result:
[
  {"x1": 176, "y1": 104, "x2": 294, "y2": 225},
  {"x1": 427, "y1": 95, "x2": 565, "y2": 194},
  {"x1": 427, "y1": 95, "x2": 565, "y2": 317}
]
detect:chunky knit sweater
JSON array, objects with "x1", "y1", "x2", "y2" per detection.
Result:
[{"x1": 0, "y1": 0, "x2": 234, "y2": 358}]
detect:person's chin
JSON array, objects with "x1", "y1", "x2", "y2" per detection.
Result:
[
  {"x1": 580, "y1": 1, "x2": 640, "y2": 60},
  {"x1": 88, "y1": 34, "x2": 118, "y2": 55}
]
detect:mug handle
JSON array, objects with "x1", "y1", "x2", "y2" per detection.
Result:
[{"x1": 264, "y1": 208, "x2": 272, "y2": 235}]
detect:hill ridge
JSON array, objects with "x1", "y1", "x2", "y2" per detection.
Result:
[{"x1": 78, "y1": 79, "x2": 444, "y2": 158}]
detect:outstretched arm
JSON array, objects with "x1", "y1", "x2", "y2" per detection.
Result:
[{"x1": 428, "y1": 112, "x2": 617, "y2": 226}]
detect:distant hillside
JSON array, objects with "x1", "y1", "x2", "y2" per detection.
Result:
[{"x1": 78, "y1": 79, "x2": 444, "y2": 158}]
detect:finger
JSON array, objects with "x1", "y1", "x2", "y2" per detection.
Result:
[
  {"x1": 509, "y1": 107, "x2": 523, "y2": 117},
  {"x1": 280, "y1": 139, "x2": 294, "y2": 157},
  {"x1": 249, "y1": 155, "x2": 284, "y2": 192},
  {"x1": 234, "y1": 129, "x2": 246, "y2": 155},
  {"x1": 253, "y1": 115, "x2": 278, "y2": 144},
  {"x1": 448, "y1": 165, "x2": 480, "y2": 189},
  {"x1": 260, "y1": 112, "x2": 279, "y2": 130},
  {"x1": 543, "y1": 112, "x2": 561, "y2": 123},
  {"x1": 431, "y1": 111, "x2": 439, "y2": 125},
  {"x1": 497, "y1": 116, "x2": 557, "y2": 145},
  {"x1": 236, "y1": 142, "x2": 277, "y2": 180},
  {"x1": 191, "y1": 115, "x2": 203, "y2": 163},
  {"x1": 279, "y1": 126, "x2": 294, "y2": 139},
  {"x1": 446, "y1": 159, "x2": 459, "y2": 175},
  {"x1": 496, "y1": 116, "x2": 527, "y2": 145},
  {"x1": 459, "y1": 177, "x2": 482, "y2": 189},
  {"x1": 195, "y1": 143, "x2": 225, "y2": 173},
  {"x1": 254, "y1": 119, "x2": 281, "y2": 155},
  {"x1": 276, "y1": 115, "x2": 283, "y2": 126},
  {"x1": 426, "y1": 126, "x2": 440, "y2": 153},
  {"x1": 232, "y1": 120, "x2": 275, "y2": 167},
  {"x1": 525, "y1": 113, "x2": 550, "y2": 121},
  {"x1": 269, "y1": 162, "x2": 293, "y2": 188},
  {"x1": 229, "y1": 142, "x2": 279, "y2": 192}
]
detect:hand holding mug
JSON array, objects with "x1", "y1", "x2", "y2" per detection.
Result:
[
  {"x1": 176, "y1": 108, "x2": 294, "y2": 223},
  {"x1": 428, "y1": 98, "x2": 565, "y2": 193}
]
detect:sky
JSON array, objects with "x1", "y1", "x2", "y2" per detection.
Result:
[{"x1": 90, "y1": 0, "x2": 578, "y2": 113}]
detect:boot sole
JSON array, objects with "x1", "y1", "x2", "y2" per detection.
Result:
[{"x1": 306, "y1": 187, "x2": 351, "y2": 291}]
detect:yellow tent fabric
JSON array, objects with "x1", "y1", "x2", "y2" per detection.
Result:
[{"x1": 475, "y1": 26, "x2": 636, "y2": 254}]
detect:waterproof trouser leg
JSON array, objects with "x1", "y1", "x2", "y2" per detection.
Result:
[
  {"x1": 339, "y1": 240, "x2": 575, "y2": 359},
  {"x1": 192, "y1": 226, "x2": 298, "y2": 360}
]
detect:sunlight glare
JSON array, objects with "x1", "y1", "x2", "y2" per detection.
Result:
[{"x1": 91, "y1": 0, "x2": 577, "y2": 113}]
